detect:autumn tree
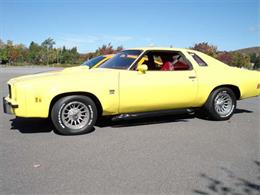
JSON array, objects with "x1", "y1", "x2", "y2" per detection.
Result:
[
  {"x1": 217, "y1": 52, "x2": 234, "y2": 65},
  {"x1": 95, "y1": 43, "x2": 123, "y2": 55},
  {"x1": 217, "y1": 52, "x2": 251, "y2": 68},
  {"x1": 191, "y1": 42, "x2": 218, "y2": 57}
]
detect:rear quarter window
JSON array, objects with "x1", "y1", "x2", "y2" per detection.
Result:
[{"x1": 189, "y1": 52, "x2": 208, "y2": 66}]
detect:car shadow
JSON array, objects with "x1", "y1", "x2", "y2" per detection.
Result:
[
  {"x1": 193, "y1": 161, "x2": 260, "y2": 195},
  {"x1": 234, "y1": 108, "x2": 253, "y2": 114},
  {"x1": 9, "y1": 108, "x2": 253, "y2": 134},
  {"x1": 194, "y1": 108, "x2": 253, "y2": 121},
  {"x1": 96, "y1": 113, "x2": 194, "y2": 128},
  {"x1": 10, "y1": 118, "x2": 54, "y2": 134},
  {"x1": 10, "y1": 117, "x2": 96, "y2": 135},
  {"x1": 97, "y1": 107, "x2": 253, "y2": 128}
]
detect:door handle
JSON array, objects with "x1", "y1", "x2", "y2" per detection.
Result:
[{"x1": 188, "y1": 76, "x2": 196, "y2": 79}]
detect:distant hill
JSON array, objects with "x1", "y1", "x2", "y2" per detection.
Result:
[{"x1": 234, "y1": 47, "x2": 260, "y2": 55}]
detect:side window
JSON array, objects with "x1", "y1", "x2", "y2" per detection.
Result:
[
  {"x1": 133, "y1": 51, "x2": 191, "y2": 71},
  {"x1": 189, "y1": 52, "x2": 207, "y2": 66},
  {"x1": 138, "y1": 55, "x2": 149, "y2": 66},
  {"x1": 159, "y1": 53, "x2": 191, "y2": 71},
  {"x1": 153, "y1": 55, "x2": 163, "y2": 68}
]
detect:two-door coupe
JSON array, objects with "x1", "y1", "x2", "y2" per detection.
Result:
[
  {"x1": 3, "y1": 48, "x2": 260, "y2": 135},
  {"x1": 81, "y1": 54, "x2": 114, "y2": 69}
]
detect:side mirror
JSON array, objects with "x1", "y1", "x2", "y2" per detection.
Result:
[{"x1": 137, "y1": 64, "x2": 148, "y2": 73}]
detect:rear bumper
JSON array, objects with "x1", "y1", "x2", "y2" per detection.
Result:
[{"x1": 3, "y1": 97, "x2": 18, "y2": 115}]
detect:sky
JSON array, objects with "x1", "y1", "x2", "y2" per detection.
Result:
[{"x1": 0, "y1": 0, "x2": 259, "y2": 53}]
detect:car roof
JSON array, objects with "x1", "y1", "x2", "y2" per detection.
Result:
[
  {"x1": 103, "y1": 54, "x2": 115, "y2": 58},
  {"x1": 127, "y1": 47, "x2": 195, "y2": 53}
]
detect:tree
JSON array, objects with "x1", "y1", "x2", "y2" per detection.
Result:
[
  {"x1": 41, "y1": 37, "x2": 55, "y2": 49},
  {"x1": 253, "y1": 56, "x2": 260, "y2": 69},
  {"x1": 96, "y1": 43, "x2": 114, "y2": 55},
  {"x1": 249, "y1": 53, "x2": 257, "y2": 63},
  {"x1": 59, "y1": 46, "x2": 79, "y2": 64},
  {"x1": 191, "y1": 42, "x2": 218, "y2": 57},
  {"x1": 0, "y1": 46, "x2": 8, "y2": 64},
  {"x1": 95, "y1": 43, "x2": 123, "y2": 55},
  {"x1": 115, "y1": 45, "x2": 124, "y2": 52},
  {"x1": 248, "y1": 53, "x2": 260, "y2": 69},
  {"x1": 231, "y1": 52, "x2": 251, "y2": 68},
  {"x1": 0, "y1": 39, "x2": 4, "y2": 49},
  {"x1": 28, "y1": 41, "x2": 42, "y2": 64},
  {"x1": 5, "y1": 40, "x2": 14, "y2": 64},
  {"x1": 41, "y1": 38, "x2": 56, "y2": 65},
  {"x1": 217, "y1": 52, "x2": 251, "y2": 68},
  {"x1": 217, "y1": 52, "x2": 234, "y2": 65}
]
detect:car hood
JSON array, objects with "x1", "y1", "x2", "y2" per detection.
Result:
[
  {"x1": 8, "y1": 66, "x2": 92, "y2": 85},
  {"x1": 7, "y1": 66, "x2": 121, "y2": 88}
]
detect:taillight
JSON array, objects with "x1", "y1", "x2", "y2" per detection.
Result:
[{"x1": 8, "y1": 84, "x2": 12, "y2": 98}]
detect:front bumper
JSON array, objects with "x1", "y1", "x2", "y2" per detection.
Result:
[{"x1": 3, "y1": 97, "x2": 18, "y2": 115}]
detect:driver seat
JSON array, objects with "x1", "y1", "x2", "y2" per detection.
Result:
[{"x1": 161, "y1": 61, "x2": 173, "y2": 71}]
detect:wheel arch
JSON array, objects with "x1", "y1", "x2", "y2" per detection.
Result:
[
  {"x1": 48, "y1": 92, "x2": 103, "y2": 118},
  {"x1": 210, "y1": 84, "x2": 241, "y2": 100}
]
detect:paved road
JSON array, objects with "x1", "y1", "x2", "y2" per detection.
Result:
[{"x1": 0, "y1": 67, "x2": 259, "y2": 194}]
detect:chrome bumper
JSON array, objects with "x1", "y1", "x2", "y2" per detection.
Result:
[{"x1": 3, "y1": 97, "x2": 18, "y2": 115}]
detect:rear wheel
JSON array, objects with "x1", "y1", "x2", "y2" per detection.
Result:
[
  {"x1": 204, "y1": 87, "x2": 236, "y2": 120},
  {"x1": 51, "y1": 95, "x2": 97, "y2": 135}
]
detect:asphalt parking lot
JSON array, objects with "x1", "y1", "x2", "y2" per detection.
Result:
[{"x1": 0, "y1": 67, "x2": 259, "y2": 194}]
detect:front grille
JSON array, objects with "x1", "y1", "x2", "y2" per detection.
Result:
[{"x1": 8, "y1": 84, "x2": 12, "y2": 98}]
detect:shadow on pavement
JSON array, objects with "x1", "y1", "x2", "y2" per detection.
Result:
[
  {"x1": 9, "y1": 108, "x2": 253, "y2": 133},
  {"x1": 97, "y1": 107, "x2": 253, "y2": 128},
  {"x1": 96, "y1": 113, "x2": 194, "y2": 128},
  {"x1": 234, "y1": 108, "x2": 253, "y2": 114},
  {"x1": 193, "y1": 161, "x2": 260, "y2": 195},
  {"x1": 10, "y1": 118, "x2": 53, "y2": 133}
]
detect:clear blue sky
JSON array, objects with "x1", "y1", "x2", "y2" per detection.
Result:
[{"x1": 0, "y1": 0, "x2": 259, "y2": 53}]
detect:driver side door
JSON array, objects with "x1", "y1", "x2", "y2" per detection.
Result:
[{"x1": 119, "y1": 51, "x2": 198, "y2": 113}]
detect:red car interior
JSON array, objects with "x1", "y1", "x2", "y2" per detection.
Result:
[{"x1": 161, "y1": 61, "x2": 189, "y2": 71}]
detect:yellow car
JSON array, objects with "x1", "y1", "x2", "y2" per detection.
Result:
[
  {"x1": 81, "y1": 54, "x2": 114, "y2": 68},
  {"x1": 3, "y1": 48, "x2": 260, "y2": 135}
]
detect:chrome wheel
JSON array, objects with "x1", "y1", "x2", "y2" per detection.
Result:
[
  {"x1": 214, "y1": 91, "x2": 234, "y2": 117},
  {"x1": 61, "y1": 101, "x2": 90, "y2": 130}
]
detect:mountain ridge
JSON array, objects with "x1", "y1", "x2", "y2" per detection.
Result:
[{"x1": 233, "y1": 46, "x2": 260, "y2": 54}]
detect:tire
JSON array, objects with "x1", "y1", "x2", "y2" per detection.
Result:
[
  {"x1": 51, "y1": 95, "x2": 97, "y2": 135},
  {"x1": 204, "y1": 87, "x2": 236, "y2": 120}
]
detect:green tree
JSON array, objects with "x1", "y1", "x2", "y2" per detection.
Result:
[
  {"x1": 253, "y1": 56, "x2": 260, "y2": 69},
  {"x1": 28, "y1": 41, "x2": 42, "y2": 64},
  {"x1": 41, "y1": 37, "x2": 55, "y2": 49},
  {"x1": 0, "y1": 48, "x2": 8, "y2": 64},
  {"x1": 231, "y1": 52, "x2": 251, "y2": 68},
  {"x1": 41, "y1": 38, "x2": 56, "y2": 65},
  {"x1": 0, "y1": 39, "x2": 8, "y2": 64}
]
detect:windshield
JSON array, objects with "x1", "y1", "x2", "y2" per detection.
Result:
[
  {"x1": 81, "y1": 56, "x2": 105, "y2": 69},
  {"x1": 99, "y1": 50, "x2": 142, "y2": 69}
]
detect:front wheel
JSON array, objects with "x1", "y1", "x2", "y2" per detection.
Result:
[
  {"x1": 51, "y1": 95, "x2": 97, "y2": 135},
  {"x1": 204, "y1": 87, "x2": 236, "y2": 120}
]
